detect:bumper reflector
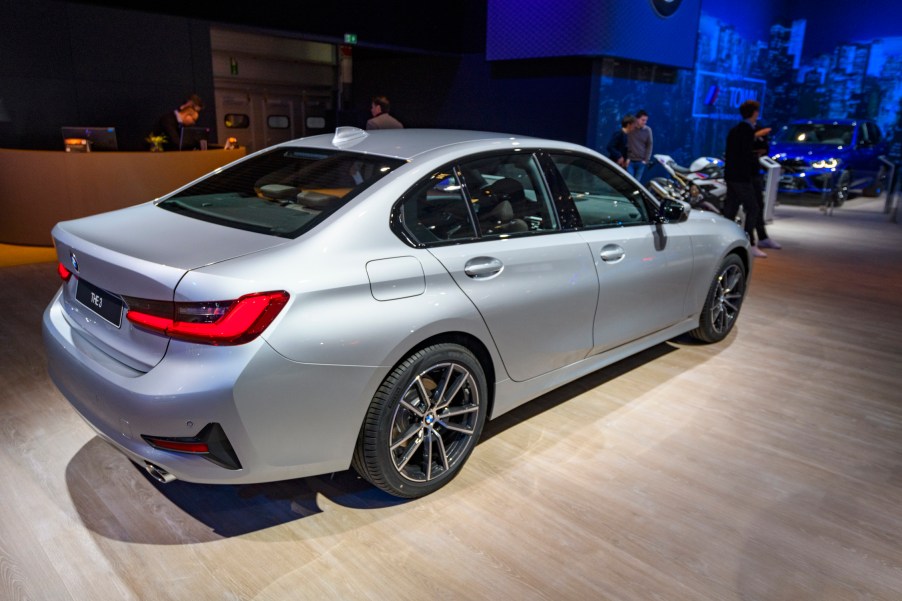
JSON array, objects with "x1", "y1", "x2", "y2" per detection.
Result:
[{"x1": 142, "y1": 423, "x2": 242, "y2": 470}]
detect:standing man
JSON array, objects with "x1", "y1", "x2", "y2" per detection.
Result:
[
  {"x1": 724, "y1": 99, "x2": 767, "y2": 258},
  {"x1": 606, "y1": 114, "x2": 636, "y2": 168},
  {"x1": 366, "y1": 96, "x2": 404, "y2": 130},
  {"x1": 626, "y1": 109, "x2": 653, "y2": 182},
  {"x1": 151, "y1": 94, "x2": 203, "y2": 151}
]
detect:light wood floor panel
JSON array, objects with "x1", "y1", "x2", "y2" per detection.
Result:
[{"x1": 1, "y1": 197, "x2": 900, "y2": 600}]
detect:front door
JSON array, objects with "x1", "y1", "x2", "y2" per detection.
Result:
[{"x1": 547, "y1": 152, "x2": 693, "y2": 353}]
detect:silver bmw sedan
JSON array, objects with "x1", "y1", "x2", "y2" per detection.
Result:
[{"x1": 43, "y1": 127, "x2": 751, "y2": 498}]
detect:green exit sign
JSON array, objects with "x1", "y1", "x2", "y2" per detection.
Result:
[{"x1": 344, "y1": 33, "x2": 357, "y2": 45}]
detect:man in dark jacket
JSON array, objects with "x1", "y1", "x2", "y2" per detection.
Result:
[
  {"x1": 606, "y1": 114, "x2": 636, "y2": 168},
  {"x1": 724, "y1": 99, "x2": 767, "y2": 258},
  {"x1": 151, "y1": 94, "x2": 203, "y2": 151}
]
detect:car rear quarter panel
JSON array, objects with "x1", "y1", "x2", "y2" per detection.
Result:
[
  {"x1": 180, "y1": 176, "x2": 504, "y2": 373},
  {"x1": 45, "y1": 292, "x2": 384, "y2": 482}
]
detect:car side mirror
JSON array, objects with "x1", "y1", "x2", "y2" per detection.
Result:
[{"x1": 657, "y1": 198, "x2": 689, "y2": 223}]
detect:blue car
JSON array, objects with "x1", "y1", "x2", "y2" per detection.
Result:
[{"x1": 769, "y1": 119, "x2": 888, "y2": 205}]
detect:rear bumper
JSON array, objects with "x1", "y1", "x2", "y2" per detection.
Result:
[{"x1": 42, "y1": 289, "x2": 387, "y2": 484}]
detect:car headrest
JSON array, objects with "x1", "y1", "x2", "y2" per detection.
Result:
[
  {"x1": 296, "y1": 190, "x2": 339, "y2": 210},
  {"x1": 483, "y1": 178, "x2": 525, "y2": 203}
]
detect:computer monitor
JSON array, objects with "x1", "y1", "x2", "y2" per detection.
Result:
[
  {"x1": 179, "y1": 126, "x2": 210, "y2": 150},
  {"x1": 61, "y1": 126, "x2": 118, "y2": 151}
]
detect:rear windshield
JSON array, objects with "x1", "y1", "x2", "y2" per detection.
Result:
[{"x1": 158, "y1": 147, "x2": 406, "y2": 238}]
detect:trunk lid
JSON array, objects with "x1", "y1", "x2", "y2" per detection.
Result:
[{"x1": 52, "y1": 202, "x2": 289, "y2": 370}]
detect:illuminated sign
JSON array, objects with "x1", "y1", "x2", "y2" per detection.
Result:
[
  {"x1": 651, "y1": 0, "x2": 683, "y2": 17},
  {"x1": 487, "y1": 0, "x2": 701, "y2": 69},
  {"x1": 693, "y1": 71, "x2": 767, "y2": 119}
]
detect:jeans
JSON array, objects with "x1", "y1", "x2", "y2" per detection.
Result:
[{"x1": 627, "y1": 161, "x2": 647, "y2": 183}]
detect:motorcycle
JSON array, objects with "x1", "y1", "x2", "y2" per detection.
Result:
[{"x1": 651, "y1": 154, "x2": 726, "y2": 214}]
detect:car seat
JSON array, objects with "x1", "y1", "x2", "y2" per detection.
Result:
[{"x1": 476, "y1": 178, "x2": 529, "y2": 234}]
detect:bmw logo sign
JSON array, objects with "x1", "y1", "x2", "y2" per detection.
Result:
[
  {"x1": 70, "y1": 251, "x2": 79, "y2": 271},
  {"x1": 651, "y1": 0, "x2": 682, "y2": 17}
]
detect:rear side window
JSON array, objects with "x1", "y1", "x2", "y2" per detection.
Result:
[
  {"x1": 398, "y1": 171, "x2": 477, "y2": 244},
  {"x1": 395, "y1": 152, "x2": 560, "y2": 246},
  {"x1": 458, "y1": 153, "x2": 558, "y2": 236},
  {"x1": 158, "y1": 148, "x2": 405, "y2": 238},
  {"x1": 548, "y1": 154, "x2": 650, "y2": 227}
]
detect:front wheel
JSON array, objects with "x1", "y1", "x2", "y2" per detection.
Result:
[
  {"x1": 352, "y1": 343, "x2": 487, "y2": 498},
  {"x1": 690, "y1": 255, "x2": 747, "y2": 343}
]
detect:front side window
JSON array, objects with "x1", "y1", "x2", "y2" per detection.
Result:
[
  {"x1": 867, "y1": 123, "x2": 882, "y2": 144},
  {"x1": 158, "y1": 148, "x2": 405, "y2": 238},
  {"x1": 548, "y1": 154, "x2": 650, "y2": 227}
]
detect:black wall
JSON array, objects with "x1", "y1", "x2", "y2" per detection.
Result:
[
  {"x1": 0, "y1": 1, "x2": 213, "y2": 151},
  {"x1": 0, "y1": 0, "x2": 594, "y2": 151},
  {"x1": 345, "y1": 51, "x2": 593, "y2": 144}
]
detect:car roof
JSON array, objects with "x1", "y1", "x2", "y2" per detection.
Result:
[{"x1": 276, "y1": 127, "x2": 580, "y2": 161}]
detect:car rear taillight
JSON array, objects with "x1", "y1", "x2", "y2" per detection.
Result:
[
  {"x1": 57, "y1": 262, "x2": 72, "y2": 281},
  {"x1": 125, "y1": 290, "x2": 289, "y2": 345}
]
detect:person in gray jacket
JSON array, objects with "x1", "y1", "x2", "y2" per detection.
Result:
[
  {"x1": 366, "y1": 96, "x2": 404, "y2": 130},
  {"x1": 626, "y1": 109, "x2": 652, "y2": 182}
]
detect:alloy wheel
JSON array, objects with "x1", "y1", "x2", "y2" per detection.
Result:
[
  {"x1": 389, "y1": 361, "x2": 481, "y2": 483},
  {"x1": 709, "y1": 263, "x2": 745, "y2": 336}
]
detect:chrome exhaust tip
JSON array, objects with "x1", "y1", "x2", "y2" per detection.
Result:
[{"x1": 144, "y1": 461, "x2": 177, "y2": 483}]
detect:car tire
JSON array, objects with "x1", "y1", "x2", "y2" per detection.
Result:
[
  {"x1": 832, "y1": 170, "x2": 851, "y2": 206},
  {"x1": 352, "y1": 343, "x2": 487, "y2": 498},
  {"x1": 863, "y1": 166, "x2": 887, "y2": 197},
  {"x1": 689, "y1": 254, "x2": 747, "y2": 344}
]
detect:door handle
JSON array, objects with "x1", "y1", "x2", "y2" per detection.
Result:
[
  {"x1": 599, "y1": 244, "x2": 625, "y2": 263},
  {"x1": 464, "y1": 256, "x2": 504, "y2": 279}
]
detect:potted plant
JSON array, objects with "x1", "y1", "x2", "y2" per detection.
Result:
[{"x1": 146, "y1": 134, "x2": 167, "y2": 152}]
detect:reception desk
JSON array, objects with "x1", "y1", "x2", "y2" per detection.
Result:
[{"x1": 0, "y1": 148, "x2": 246, "y2": 245}]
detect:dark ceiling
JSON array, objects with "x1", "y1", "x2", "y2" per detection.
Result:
[{"x1": 71, "y1": 0, "x2": 489, "y2": 54}]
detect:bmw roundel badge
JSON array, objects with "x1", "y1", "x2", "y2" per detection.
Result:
[
  {"x1": 651, "y1": 0, "x2": 682, "y2": 17},
  {"x1": 70, "y1": 251, "x2": 78, "y2": 272}
]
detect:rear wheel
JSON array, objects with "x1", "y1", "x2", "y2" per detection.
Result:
[
  {"x1": 863, "y1": 166, "x2": 887, "y2": 197},
  {"x1": 690, "y1": 255, "x2": 747, "y2": 343},
  {"x1": 352, "y1": 343, "x2": 487, "y2": 498}
]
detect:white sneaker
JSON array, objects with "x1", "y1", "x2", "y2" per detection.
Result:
[
  {"x1": 757, "y1": 238, "x2": 782, "y2": 249},
  {"x1": 751, "y1": 246, "x2": 767, "y2": 258}
]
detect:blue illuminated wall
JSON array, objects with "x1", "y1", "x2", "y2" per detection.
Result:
[
  {"x1": 591, "y1": 0, "x2": 902, "y2": 169},
  {"x1": 487, "y1": 0, "x2": 702, "y2": 69}
]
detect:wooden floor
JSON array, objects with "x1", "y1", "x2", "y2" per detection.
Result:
[{"x1": 2, "y1": 197, "x2": 901, "y2": 601}]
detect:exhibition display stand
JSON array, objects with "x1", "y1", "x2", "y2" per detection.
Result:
[
  {"x1": 878, "y1": 156, "x2": 898, "y2": 223},
  {"x1": 759, "y1": 156, "x2": 781, "y2": 224},
  {"x1": 0, "y1": 148, "x2": 246, "y2": 245}
]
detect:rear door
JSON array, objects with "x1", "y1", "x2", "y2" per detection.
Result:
[{"x1": 397, "y1": 152, "x2": 598, "y2": 382}]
